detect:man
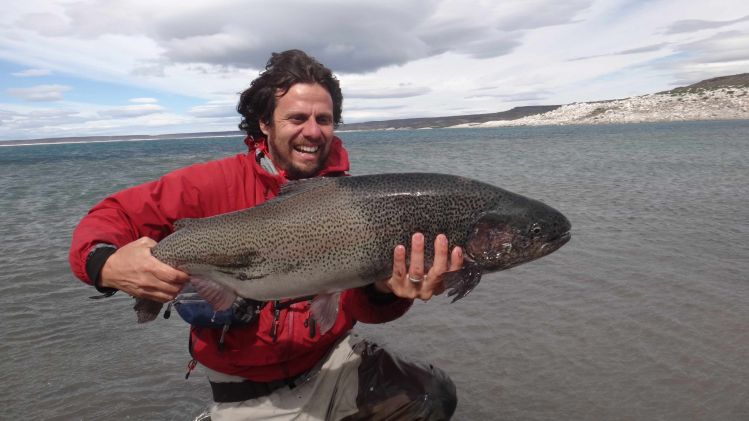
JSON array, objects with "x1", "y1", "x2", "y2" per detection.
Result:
[{"x1": 69, "y1": 49, "x2": 462, "y2": 420}]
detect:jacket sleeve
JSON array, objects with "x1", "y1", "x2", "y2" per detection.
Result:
[
  {"x1": 340, "y1": 285, "x2": 413, "y2": 324},
  {"x1": 69, "y1": 158, "x2": 244, "y2": 285}
]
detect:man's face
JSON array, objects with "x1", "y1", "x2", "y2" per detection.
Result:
[{"x1": 260, "y1": 83, "x2": 335, "y2": 179}]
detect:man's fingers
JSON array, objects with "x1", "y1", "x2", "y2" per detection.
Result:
[
  {"x1": 409, "y1": 233, "x2": 425, "y2": 281},
  {"x1": 449, "y1": 246, "x2": 464, "y2": 272},
  {"x1": 150, "y1": 259, "x2": 190, "y2": 285},
  {"x1": 392, "y1": 244, "x2": 407, "y2": 278},
  {"x1": 431, "y1": 234, "x2": 449, "y2": 274}
]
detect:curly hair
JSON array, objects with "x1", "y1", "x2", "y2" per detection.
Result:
[{"x1": 237, "y1": 49, "x2": 343, "y2": 137}]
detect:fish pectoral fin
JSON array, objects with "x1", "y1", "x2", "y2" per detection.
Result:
[
  {"x1": 438, "y1": 261, "x2": 483, "y2": 303},
  {"x1": 190, "y1": 276, "x2": 237, "y2": 311},
  {"x1": 134, "y1": 298, "x2": 164, "y2": 323},
  {"x1": 310, "y1": 292, "x2": 341, "y2": 335}
]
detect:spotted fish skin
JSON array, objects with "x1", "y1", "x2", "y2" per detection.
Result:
[{"x1": 137, "y1": 173, "x2": 571, "y2": 322}]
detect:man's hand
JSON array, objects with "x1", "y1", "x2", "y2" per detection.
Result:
[
  {"x1": 100, "y1": 237, "x2": 190, "y2": 302},
  {"x1": 374, "y1": 233, "x2": 463, "y2": 301}
]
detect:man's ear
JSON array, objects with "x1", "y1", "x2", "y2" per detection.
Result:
[{"x1": 259, "y1": 120, "x2": 270, "y2": 137}]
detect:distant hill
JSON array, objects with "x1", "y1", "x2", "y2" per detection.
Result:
[
  {"x1": 661, "y1": 73, "x2": 749, "y2": 94},
  {"x1": 338, "y1": 106, "x2": 560, "y2": 131}
]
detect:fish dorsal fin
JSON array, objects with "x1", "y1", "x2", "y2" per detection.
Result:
[
  {"x1": 173, "y1": 218, "x2": 197, "y2": 231},
  {"x1": 277, "y1": 177, "x2": 335, "y2": 198}
]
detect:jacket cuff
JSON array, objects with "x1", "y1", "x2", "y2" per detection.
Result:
[
  {"x1": 85, "y1": 244, "x2": 118, "y2": 295},
  {"x1": 362, "y1": 283, "x2": 400, "y2": 306}
]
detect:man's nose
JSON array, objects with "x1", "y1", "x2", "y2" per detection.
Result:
[{"x1": 302, "y1": 118, "x2": 322, "y2": 139}]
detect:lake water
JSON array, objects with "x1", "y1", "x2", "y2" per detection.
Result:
[{"x1": 1, "y1": 121, "x2": 747, "y2": 420}]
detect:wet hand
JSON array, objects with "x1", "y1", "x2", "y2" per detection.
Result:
[
  {"x1": 375, "y1": 233, "x2": 463, "y2": 301},
  {"x1": 100, "y1": 237, "x2": 190, "y2": 302}
]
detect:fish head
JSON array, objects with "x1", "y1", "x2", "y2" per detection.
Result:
[{"x1": 464, "y1": 199, "x2": 571, "y2": 271}]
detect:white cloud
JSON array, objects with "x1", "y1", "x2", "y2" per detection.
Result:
[
  {"x1": 129, "y1": 97, "x2": 159, "y2": 103},
  {"x1": 665, "y1": 15, "x2": 749, "y2": 34},
  {"x1": 6, "y1": 84, "x2": 72, "y2": 101},
  {"x1": 98, "y1": 103, "x2": 165, "y2": 118},
  {"x1": 345, "y1": 86, "x2": 432, "y2": 99},
  {"x1": 188, "y1": 101, "x2": 237, "y2": 118},
  {"x1": 12, "y1": 68, "x2": 52, "y2": 77}
]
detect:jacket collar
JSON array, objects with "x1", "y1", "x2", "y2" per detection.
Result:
[{"x1": 244, "y1": 135, "x2": 350, "y2": 183}]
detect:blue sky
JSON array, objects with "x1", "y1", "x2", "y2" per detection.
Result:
[{"x1": 1, "y1": 0, "x2": 748, "y2": 141}]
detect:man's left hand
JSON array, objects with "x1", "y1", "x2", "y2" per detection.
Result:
[{"x1": 374, "y1": 233, "x2": 463, "y2": 301}]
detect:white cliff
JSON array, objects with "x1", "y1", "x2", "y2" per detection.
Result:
[{"x1": 453, "y1": 86, "x2": 749, "y2": 128}]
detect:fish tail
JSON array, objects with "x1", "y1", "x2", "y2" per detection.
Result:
[{"x1": 133, "y1": 298, "x2": 164, "y2": 323}]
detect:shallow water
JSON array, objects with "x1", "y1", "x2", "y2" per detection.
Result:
[{"x1": 1, "y1": 120, "x2": 747, "y2": 420}]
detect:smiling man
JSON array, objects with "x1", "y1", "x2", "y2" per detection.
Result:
[
  {"x1": 259, "y1": 83, "x2": 336, "y2": 179},
  {"x1": 70, "y1": 50, "x2": 460, "y2": 420}
]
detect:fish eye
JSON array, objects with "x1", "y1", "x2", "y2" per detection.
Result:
[{"x1": 530, "y1": 223, "x2": 542, "y2": 235}]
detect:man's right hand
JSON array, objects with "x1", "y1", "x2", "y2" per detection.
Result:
[{"x1": 100, "y1": 237, "x2": 190, "y2": 302}]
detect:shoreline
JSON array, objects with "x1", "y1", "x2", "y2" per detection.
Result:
[{"x1": 450, "y1": 87, "x2": 749, "y2": 128}]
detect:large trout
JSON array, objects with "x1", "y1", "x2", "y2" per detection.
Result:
[{"x1": 136, "y1": 173, "x2": 571, "y2": 331}]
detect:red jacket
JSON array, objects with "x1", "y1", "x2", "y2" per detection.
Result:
[{"x1": 69, "y1": 136, "x2": 412, "y2": 381}]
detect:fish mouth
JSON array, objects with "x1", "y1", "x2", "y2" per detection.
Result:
[{"x1": 539, "y1": 231, "x2": 571, "y2": 256}]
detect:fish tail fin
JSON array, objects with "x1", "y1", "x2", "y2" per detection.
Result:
[
  {"x1": 134, "y1": 298, "x2": 164, "y2": 323},
  {"x1": 438, "y1": 262, "x2": 483, "y2": 303},
  {"x1": 310, "y1": 292, "x2": 340, "y2": 335}
]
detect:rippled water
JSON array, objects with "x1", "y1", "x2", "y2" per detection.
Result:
[{"x1": 1, "y1": 121, "x2": 747, "y2": 420}]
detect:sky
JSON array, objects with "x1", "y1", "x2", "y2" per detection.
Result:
[{"x1": 1, "y1": 0, "x2": 748, "y2": 141}]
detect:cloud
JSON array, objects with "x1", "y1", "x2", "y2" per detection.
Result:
[
  {"x1": 465, "y1": 90, "x2": 553, "y2": 102},
  {"x1": 12, "y1": 68, "x2": 52, "y2": 77},
  {"x1": 665, "y1": 15, "x2": 749, "y2": 34},
  {"x1": 570, "y1": 43, "x2": 670, "y2": 61},
  {"x1": 676, "y1": 31, "x2": 749, "y2": 64},
  {"x1": 6, "y1": 84, "x2": 72, "y2": 101},
  {"x1": 188, "y1": 102, "x2": 237, "y2": 118},
  {"x1": 129, "y1": 97, "x2": 159, "y2": 103},
  {"x1": 98, "y1": 103, "x2": 165, "y2": 118},
  {"x1": 345, "y1": 85, "x2": 431, "y2": 99},
  {"x1": 14, "y1": 0, "x2": 592, "y2": 74},
  {"x1": 655, "y1": 30, "x2": 749, "y2": 86}
]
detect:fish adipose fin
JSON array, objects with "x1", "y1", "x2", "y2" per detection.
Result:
[
  {"x1": 310, "y1": 292, "x2": 340, "y2": 335},
  {"x1": 439, "y1": 261, "x2": 483, "y2": 303},
  {"x1": 191, "y1": 276, "x2": 237, "y2": 311},
  {"x1": 134, "y1": 298, "x2": 164, "y2": 323}
]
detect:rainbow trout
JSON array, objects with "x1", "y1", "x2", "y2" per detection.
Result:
[{"x1": 135, "y1": 173, "x2": 571, "y2": 331}]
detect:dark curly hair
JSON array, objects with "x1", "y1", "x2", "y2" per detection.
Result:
[{"x1": 237, "y1": 49, "x2": 343, "y2": 137}]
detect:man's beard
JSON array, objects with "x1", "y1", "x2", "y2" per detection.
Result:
[{"x1": 284, "y1": 157, "x2": 325, "y2": 180}]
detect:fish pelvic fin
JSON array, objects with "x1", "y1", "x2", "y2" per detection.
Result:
[
  {"x1": 310, "y1": 292, "x2": 341, "y2": 335},
  {"x1": 134, "y1": 298, "x2": 164, "y2": 323},
  {"x1": 191, "y1": 276, "x2": 237, "y2": 311},
  {"x1": 439, "y1": 261, "x2": 483, "y2": 303}
]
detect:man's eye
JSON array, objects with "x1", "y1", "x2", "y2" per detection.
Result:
[{"x1": 317, "y1": 116, "x2": 332, "y2": 125}]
